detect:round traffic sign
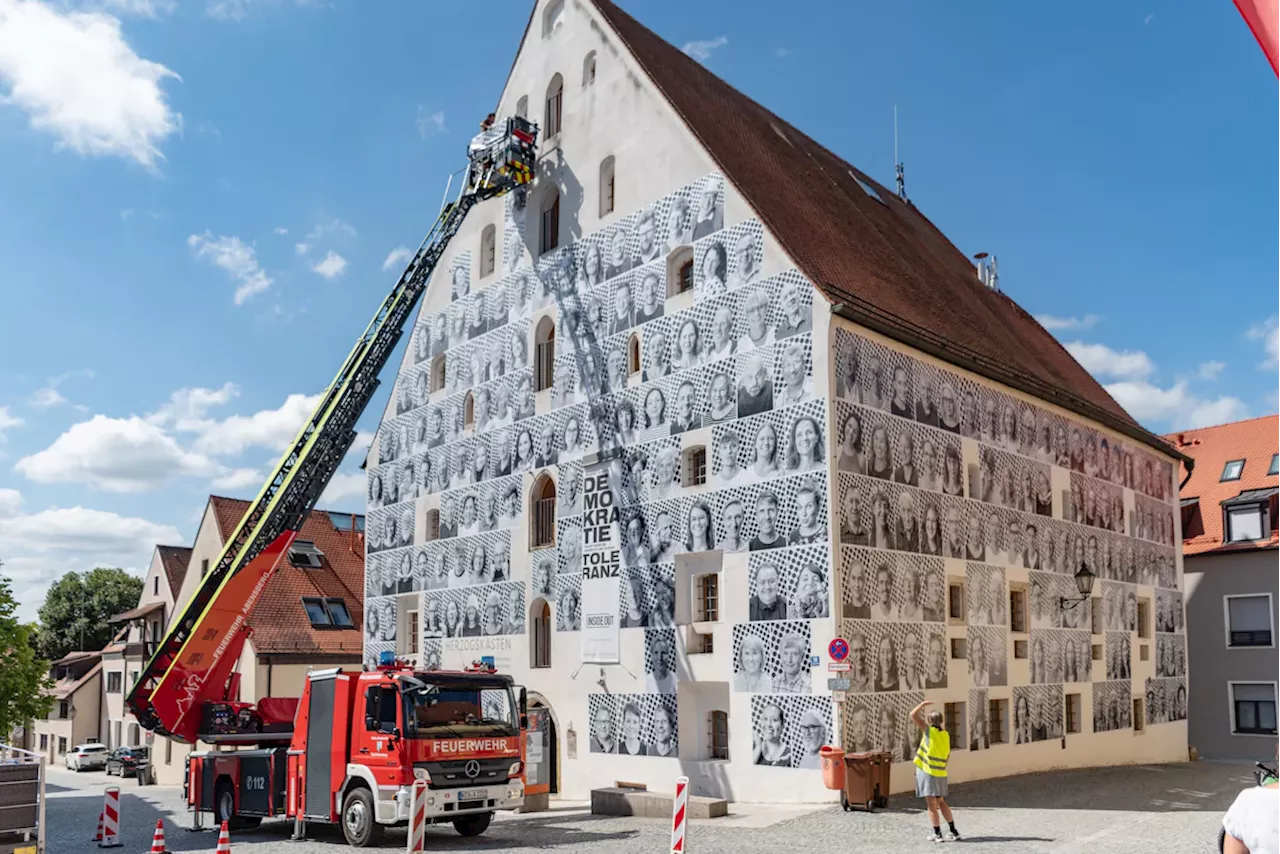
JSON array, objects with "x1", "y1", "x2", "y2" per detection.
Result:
[{"x1": 828, "y1": 637, "x2": 849, "y2": 662}]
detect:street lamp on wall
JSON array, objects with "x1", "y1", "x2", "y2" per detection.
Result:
[{"x1": 1059, "y1": 563, "x2": 1096, "y2": 611}]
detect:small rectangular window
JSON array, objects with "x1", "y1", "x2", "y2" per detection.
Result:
[
  {"x1": 288, "y1": 539, "x2": 325, "y2": 569},
  {"x1": 1270, "y1": 454, "x2": 1279, "y2": 476},
  {"x1": 677, "y1": 260, "x2": 694, "y2": 294},
  {"x1": 698, "y1": 574, "x2": 719, "y2": 622},
  {"x1": 325, "y1": 598, "x2": 353, "y2": 628},
  {"x1": 201, "y1": 558, "x2": 209, "y2": 576},
  {"x1": 948, "y1": 582, "x2": 966, "y2": 623},
  {"x1": 1090, "y1": 597, "x2": 1102, "y2": 634},
  {"x1": 1232, "y1": 683, "x2": 1278, "y2": 734},
  {"x1": 684, "y1": 447, "x2": 707, "y2": 487},
  {"x1": 58, "y1": 701, "x2": 69, "y2": 719},
  {"x1": 709, "y1": 710, "x2": 729, "y2": 760},
  {"x1": 1140, "y1": 643, "x2": 1149, "y2": 661},
  {"x1": 1227, "y1": 595, "x2": 1274, "y2": 647},
  {"x1": 302, "y1": 598, "x2": 330, "y2": 627},
  {"x1": 39, "y1": 734, "x2": 47, "y2": 750},
  {"x1": 1065, "y1": 694, "x2": 1082, "y2": 734},
  {"x1": 944, "y1": 702, "x2": 965, "y2": 748},
  {"x1": 153, "y1": 576, "x2": 159, "y2": 596},
  {"x1": 406, "y1": 611, "x2": 419, "y2": 655},
  {"x1": 1133, "y1": 698, "x2": 1145, "y2": 733},
  {"x1": 950, "y1": 638, "x2": 967, "y2": 660},
  {"x1": 1137, "y1": 599, "x2": 1151, "y2": 639},
  {"x1": 540, "y1": 196, "x2": 560, "y2": 255},
  {"x1": 1091, "y1": 643, "x2": 1103, "y2": 661},
  {"x1": 988, "y1": 698, "x2": 1008, "y2": 745},
  {"x1": 691, "y1": 632, "x2": 715, "y2": 654},
  {"x1": 531, "y1": 498, "x2": 556, "y2": 549},
  {"x1": 1009, "y1": 588, "x2": 1027, "y2": 633},
  {"x1": 1013, "y1": 639, "x2": 1028, "y2": 659},
  {"x1": 58, "y1": 737, "x2": 67, "y2": 755},
  {"x1": 1227, "y1": 506, "x2": 1265, "y2": 543},
  {"x1": 1222, "y1": 459, "x2": 1245, "y2": 481}
]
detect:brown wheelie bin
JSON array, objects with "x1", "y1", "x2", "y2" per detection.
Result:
[{"x1": 840, "y1": 752, "x2": 892, "y2": 812}]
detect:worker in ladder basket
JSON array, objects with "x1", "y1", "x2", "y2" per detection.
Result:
[
  {"x1": 467, "y1": 112, "x2": 505, "y2": 191},
  {"x1": 911, "y1": 700, "x2": 961, "y2": 843}
]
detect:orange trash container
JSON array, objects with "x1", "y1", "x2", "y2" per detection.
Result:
[
  {"x1": 840, "y1": 752, "x2": 892, "y2": 812},
  {"x1": 819, "y1": 746, "x2": 845, "y2": 790}
]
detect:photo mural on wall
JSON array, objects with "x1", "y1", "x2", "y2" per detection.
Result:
[
  {"x1": 832, "y1": 326, "x2": 1184, "y2": 752},
  {"x1": 363, "y1": 171, "x2": 836, "y2": 766}
]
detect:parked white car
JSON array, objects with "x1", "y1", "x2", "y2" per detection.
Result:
[{"x1": 66, "y1": 743, "x2": 109, "y2": 771}]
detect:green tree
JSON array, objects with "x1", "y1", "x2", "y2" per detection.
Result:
[
  {"x1": 0, "y1": 574, "x2": 53, "y2": 741},
  {"x1": 36, "y1": 568, "x2": 144, "y2": 661}
]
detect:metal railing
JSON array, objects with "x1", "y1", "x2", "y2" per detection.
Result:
[{"x1": 0, "y1": 743, "x2": 44, "y2": 854}]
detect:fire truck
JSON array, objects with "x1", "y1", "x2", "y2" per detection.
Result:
[{"x1": 123, "y1": 115, "x2": 539, "y2": 847}]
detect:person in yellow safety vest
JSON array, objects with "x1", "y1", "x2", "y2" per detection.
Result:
[{"x1": 911, "y1": 700, "x2": 961, "y2": 843}]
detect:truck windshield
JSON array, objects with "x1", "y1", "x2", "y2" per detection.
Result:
[{"x1": 402, "y1": 679, "x2": 518, "y2": 738}]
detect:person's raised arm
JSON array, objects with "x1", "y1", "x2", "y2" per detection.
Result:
[
  {"x1": 1222, "y1": 832, "x2": 1249, "y2": 854},
  {"x1": 910, "y1": 700, "x2": 930, "y2": 732}
]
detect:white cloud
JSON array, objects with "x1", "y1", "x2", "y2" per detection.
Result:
[
  {"x1": 146, "y1": 382, "x2": 239, "y2": 427},
  {"x1": 294, "y1": 241, "x2": 309, "y2": 255},
  {"x1": 1105, "y1": 379, "x2": 1248, "y2": 429},
  {"x1": 1065, "y1": 341, "x2": 1155, "y2": 381},
  {"x1": 311, "y1": 250, "x2": 347, "y2": 280},
  {"x1": 1144, "y1": 12, "x2": 1155, "y2": 25},
  {"x1": 0, "y1": 487, "x2": 21, "y2": 517},
  {"x1": 302, "y1": 217, "x2": 355, "y2": 247},
  {"x1": 381, "y1": 246, "x2": 413, "y2": 272},
  {"x1": 1247, "y1": 316, "x2": 1278, "y2": 369},
  {"x1": 14, "y1": 414, "x2": 217, "y2": 491},
  {"x1": 774, "y1": 48, "x2": 790, "y2": 59},
  {"x1": 206, "y1": 0, "x2": 249, "y2": 19},
  {"x1": 28, "y1": 386, "x2": 67, "y2": 409},
  {"x1": 187, "y1": 231, "x2": 273, "y2": 304},
  {"x1": 682, "y1": 35, "x2": 727, "y2": 63},
  {"x1": 351, "y1": 430, "x2": 373, "y2": 454},
  {"x1": 210, "y1": 466, "x2": 261, "y2": 491},
  {"x1": 1197, "y1": 360, "x2": 1226, "y2": 381},
  {"x1": 187, "y1": 391, "x2": 321, "y2": 456},
  {"x1": 101, "y1": 0, "x2": 176, "y2": 16},
  {"x1": 1036, "y1": 313, "x2": 1101, "y2": 332},
  {"x1": 415, "y1": 105, "x2": 445, "y2": 138},
  {"x1": 0, "y1": 0, "x2": 181, "y2": 168},
  {"x1": 319, "y1": 470, "x2": 365, "y2": 508},
  {"x1": 273, "y1": 226, "x2": 288, "y2": 235},
  {"x1": 0, "y1": 405, "x2": 24, "y2": 441}
]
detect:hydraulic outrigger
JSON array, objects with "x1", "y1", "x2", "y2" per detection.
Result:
[{"x1": 126, "y1": 115, "x2": 539, "y2": 745}]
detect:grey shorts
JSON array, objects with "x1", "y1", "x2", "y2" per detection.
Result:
[{"x1": 915, "y1": 767, "x2": 948, "y2": 798}]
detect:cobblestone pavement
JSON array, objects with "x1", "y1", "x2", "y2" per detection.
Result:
[{"x1": 47, "y1": 760, "x2": 1255, "y2": 853}]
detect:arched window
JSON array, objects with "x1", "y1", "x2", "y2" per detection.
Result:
[
  {"x1": 534, "y1": 316, "x2": 556, "y2": 391},
  {"x1": 544, "y1": 73, "x2": 564, "y2": 137},
  {"x1": 479, "y1": 224, "x2": 496, "y2": 279},
  {"x1": 539, "y1": 189, "x2": 560, "y2": 255},
  {"x1": 598, "y1": 156, "x2": 616, "y2": 217},
  {"x1": 582, "y1": 51, "x2": 597, "y2": 87},
  {"x1": 515, "y1": 95, "x2": 529, "y2": 119},
  {"x1": 424, "y1": 509, "x2": 440, "y2": 542},
  {"x1": 708, "y1": 711, "x2": 729, "y2": 760},
  {"x1": 463, "y1": 392, "x2": 475, "y2": 430},
  {"x1": 530, "y1": 599, "x2": 552, "y2": 668},
  {"x1": 627, "y1": 333, "x2": 641, "y2": 376},
  {"x1": 530, "y1": 474, "x2": 557, "y2": 549},
  {"x1": 667, "y1": 246, "x2": 694, "y2": 296},
  {"x1": 430, "y1": 354, "x2": 447, "y2": 393},
  {"x1": 541, "y1": 0, "x2": 564, "y2": 37}
]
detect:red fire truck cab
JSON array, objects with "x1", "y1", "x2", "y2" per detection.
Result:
[{"x1": 185, "y1": 657, "x2": 526, "y2": 847}]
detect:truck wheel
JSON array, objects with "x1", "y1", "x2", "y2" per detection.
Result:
[
  {"x1": 341, "y1": 787, "x2": 383, "y2": 848},
  {"x1": 453, "y1": 812, "x2": 492, "y2": 837}
]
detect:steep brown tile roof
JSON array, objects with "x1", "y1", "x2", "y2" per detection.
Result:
[
  {"x1": 208, "y1": 496, "x2": 365, "y2": 658},
  {"x1": 1165, "y1": 415, "x2": 1279, "y2": 556},
  {"x1": 157, "y1": 545, "x2": 192, "y2": 600},
  {"x1": 588, "y1": 0, "x2": 1179, "y2": 459}
]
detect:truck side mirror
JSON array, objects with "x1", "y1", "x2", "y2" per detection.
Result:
[{"x1": 518, "y1": 687, "x2": 527, "y2": 714}]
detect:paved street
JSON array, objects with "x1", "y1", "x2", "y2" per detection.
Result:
[{"x1": 47, "y1": 760, "x2": 1254, "y2": 853}]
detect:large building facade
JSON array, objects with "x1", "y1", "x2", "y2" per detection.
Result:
[
  {"x1": 362, "y1": 0, "x2": 1189, "y2": 803},
  {"x1": 1168, "y1": 416, "x2": 1278, "y2": 760}
]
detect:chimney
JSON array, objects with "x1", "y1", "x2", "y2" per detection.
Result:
[{"x1": 973, "y1": 252, "x2": 1000, "y2": 291}]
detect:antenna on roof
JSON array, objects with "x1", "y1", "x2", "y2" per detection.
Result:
[{"x1": 894, "y1": 105, "x2": 907, "y2": 201}]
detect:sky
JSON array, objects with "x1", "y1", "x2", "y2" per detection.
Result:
[{"x1": 0, "y1": 0, "x2": 1275, "y2": 621}]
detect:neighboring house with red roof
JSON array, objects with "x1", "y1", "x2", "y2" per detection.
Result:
[
  {"x1": 152, "y1": 495, "x2": 365, "y2": 785},
  {"x1": 101, "y1": 544, "x2": 192, "y2": 753},
  {"x1": 363, "y1": 0, "x2": 1192, "y2": 802},
  {"x1": 1166, "y1": 415, "x2": 1278, "y2": 759},
  {"x1": 30, "y1": 651, "x2": 102, "y2": 766}
]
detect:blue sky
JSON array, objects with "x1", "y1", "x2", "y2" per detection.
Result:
[{"x1": 0, "y1": 0, "x2": 1274, "y2": 619}]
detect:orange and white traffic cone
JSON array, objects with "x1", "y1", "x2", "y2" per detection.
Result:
[
  {"x1": 147, "y1": 819, "x2": 169, "y2": 854},
  {"x1": 91, "y1": 811, "x2": 104, "y2": 842},
  {"x1": 215, "y1": 819, "x2": 230, "y2": 853}
]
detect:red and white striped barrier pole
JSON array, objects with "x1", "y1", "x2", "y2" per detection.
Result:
[
  {"x1": 406, "y1": 779, "x2": 427, "y2": 853},
  {"x1": 99, "y1": 786, "x2": 123, "y2": 848},
  {"x1": 669, "y1": 776, "x2": 689, "y2": 854}
]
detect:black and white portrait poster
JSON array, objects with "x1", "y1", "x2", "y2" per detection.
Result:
[{"x1": 580, "y1": 461, "x2": 622, "y2": 664}]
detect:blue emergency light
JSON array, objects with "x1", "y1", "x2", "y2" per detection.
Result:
[{"x1": 378, "y1": 650, "x2": 397, "y2": 668}]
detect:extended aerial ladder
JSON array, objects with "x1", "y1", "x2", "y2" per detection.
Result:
[{"x1": 127, "y1": 116, "x2": 539, "y2": 744}]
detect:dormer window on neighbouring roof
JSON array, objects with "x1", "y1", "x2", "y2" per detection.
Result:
[
  {"x1": 288, "y1": 539, "x2": 325, "y2": 568},
  {"x1": 1270, "y1": 454, "x2": 1279, "y2": 476},
  {"x1": 302, "y1": 597, "x2": 353, "y2": 628},
  {"x1": 1221, "y1": 459, "x2": 1245, "y2": 482}
]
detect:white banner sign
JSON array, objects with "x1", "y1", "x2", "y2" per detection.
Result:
[{"x1": 580, "y1": 461, "x2": 622, "y2": 664}]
